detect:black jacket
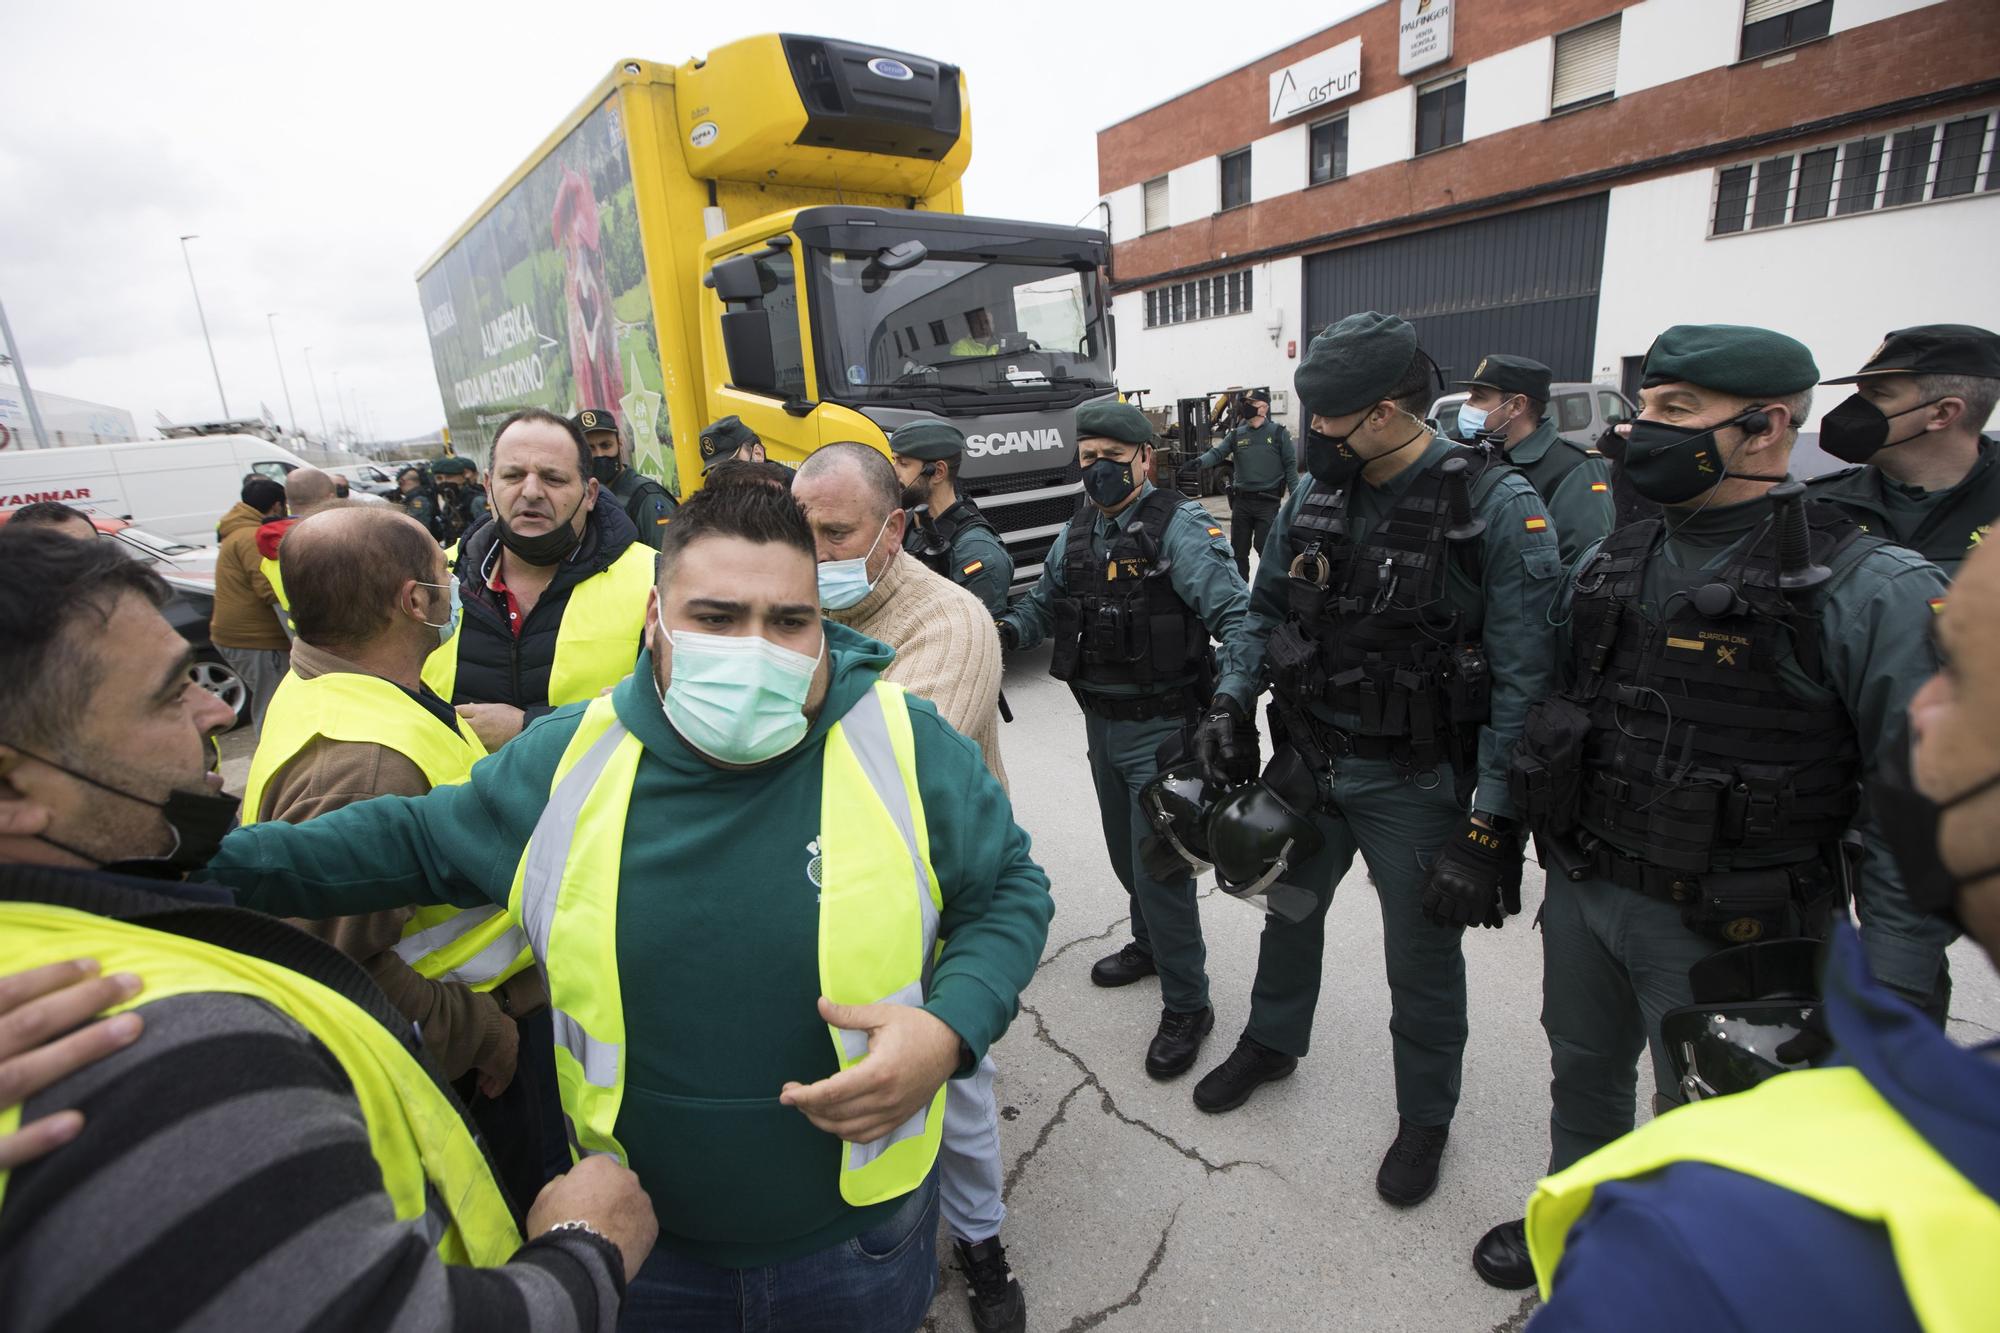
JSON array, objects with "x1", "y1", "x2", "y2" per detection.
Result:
[{"x1": 447, "y1": 500, "x2": 644, "y2": 719}]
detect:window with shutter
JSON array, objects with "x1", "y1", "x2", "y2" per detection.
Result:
[
  {"x1": 1142, "y1": 177, "x2": 1168, "y2": 234},
  {"x1": 1552, "y1": 16, "x2": 1620, "y2": 112},
  {"x1": 1741, "y1": 0, "x2": 1832, "y2": 60}
]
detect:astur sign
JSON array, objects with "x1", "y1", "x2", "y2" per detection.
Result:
[{"x1": 1268, "y1": 38, "x2": 1362, "y2": 124}]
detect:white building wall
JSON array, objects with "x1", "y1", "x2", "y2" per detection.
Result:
[
  {"x1": 1615, "y1": 0, "x2": 1741, "y2": 96},
  {"x1": 1167, "y1": 158, "x2": 1217, "y2": 227},
  {"x1": 1465, "y1": 37, "x2": 1554, "y2": 141},
  {"x1": 1103, "y1": 182, "x2": 1143, "y2": 245},
  {"x1": 1114, "y1": 257, "x2": 1307, "y2": 433},
  {"x1": 1347, "y1": 86, "x2": 1414, "y2": 177},
  {"x1": 1832, "y1": 0, "x2": 1948, "y2": 34},
  {"x1": 1251, "y1": 123, "x2": 1309, "y2": 203},
  {"x1": 1593, "y1": 167, "x2": 2000, "y2": 432}
]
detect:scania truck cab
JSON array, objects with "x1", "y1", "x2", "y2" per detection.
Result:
[{"x1": 416, "y1": 33, "x2": 1112, "y2": 584}]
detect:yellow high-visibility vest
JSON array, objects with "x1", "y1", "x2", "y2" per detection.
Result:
[
  {"x1": 243, "y1": 668, "x2": 530, "y2": 991},
  {"x1": 260, "y1": 555, "x2": 290, "y2": 611},
  {"x1": 1526, "y1": 1065, "x2": 2000, "y2": 1331},
  {"x1": 510, "y1": 682, "x2": 946, "y2": 1206},
  {"x1": 422, "y1": 542, "x2": 654, "y2": 706},
  {"x1": 0, "y1": 901, "x2": 521, "y2": 1263}
]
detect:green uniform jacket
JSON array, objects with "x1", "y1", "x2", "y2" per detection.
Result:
[
  {"x1": 1505, "y1": 420, "x2": 1616, "y2": 568},
  {"x1": 610, "y1": 466, "x2": 677, "y2": 552},
  {"x1": 1000, "y1": 482, "x2": 1252, "y2": 697},
  {"x1": 1220, "y1": 435, "x2": 1563, "y2": 820},
  {"x1": 200, "y1": 624, "x2": 1053, "y2": 1268},
  {"x1": 1551, "y1": 498, "x2": 1950, "y2": 992},
  {"x1": 1196, "y1": 420, "x2": 1297, "y2": 495},
  {"x1": 905, "y1": 497, "x2": 1013, "y2": 617},
  {"x1": 1805, "y1": 436, "x2": 1999, "y2": 578}
]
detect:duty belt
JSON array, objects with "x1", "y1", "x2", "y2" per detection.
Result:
[
  {"x1": 1548, "y1": 832, "x2": 1824, "y2": 905},
  {"x1": 1074, "y1": 685, "x2": 1206, "y2": 723}
]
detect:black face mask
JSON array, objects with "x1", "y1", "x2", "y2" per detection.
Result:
[
  {"x1": 1867, "y1": 741, "x2": 2000, "y2": 928},
  {"x1": 11, "y1": 746, "x2": 240, "y2": 874},
  {"x1": 496, "y1": 495, "x2": 586, "y2": 565},
  {"x1": 1304, "y1": 416, "x2": 1425, "y2": 488},
  {"x1": 1083, "y1": 455, "x2": 1140, "y2": 508},
  {"x1": 1621, "y1": 411, "x2": 1785, "y2": 505},
  {"x1": 588, "y1": 456, "x2": 623, "y2": 486},
  {"x1": 1819, "y1": 394, "x2": 1945, "y2": 465},
  {"x1": 899, "y1": 464, "x2": 936, "y2": 513}
]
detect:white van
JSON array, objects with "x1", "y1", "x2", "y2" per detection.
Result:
[{"x1": 0, "y1": 435, "x2": 307, "y2": 547}]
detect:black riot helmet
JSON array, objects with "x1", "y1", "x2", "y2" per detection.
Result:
[
  {"x1": 1663, "y1": 938, "x2": 1827, "y2": 1103},
  {"x1": 1205, "y1": 780, "x2": 1324, "y2": 924},
  {"x1": 1139, "y1": 761, "x2": 1228, "y2": 882}
]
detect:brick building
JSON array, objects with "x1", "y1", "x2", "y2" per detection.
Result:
[{"x1": 1097, "y1": 0, "x2": 2000, "y2": 438}]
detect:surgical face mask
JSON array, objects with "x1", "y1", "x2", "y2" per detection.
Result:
[
  {"x1": 1620, "y1": 411, "x2": 1783, "y2": 505},
  {"x1": 817, "y1": 514, "x2": 893, "y2": 610},
  {"x1": 589, "y1": 455, "x2": 623, "y2": 485},
  {"x1": 1455, "y1": 402, "x2": 1491, "y2": 440},
  {"x1": 1867, "y1": 741, "x2": 2000, "y2": 928},
  {"x1": 656, "y1": 623, "x2": 821, "y2": 765},
  {"x1": 496, "y1": 493, "x2": 586, "y2": 565},
  {"x1": 10, "y1": 745, "x2": 240, "y2": 874},
  {"x1": 1819, "y1": 394, "x2": 1945, "y2": 465},
  {"x1": 417, "y1": 579, "x2": 461, "y2": 647},
  {"x1": 1082, "y1": 454, "x2": 1141, "y2": 508}
]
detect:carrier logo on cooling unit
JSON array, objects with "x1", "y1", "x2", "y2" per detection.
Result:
[
  {"x1": 964, "y1": 428, "x2": 1066, "y2": 459},
  {"x1": 867, "y1": 57, "x2": 915, "y2": 81}
]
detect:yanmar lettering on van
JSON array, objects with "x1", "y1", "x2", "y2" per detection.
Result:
[
  {"x1": 1, "y1": 485, "x2": 96, "y2": 508},
  {"x1": 964, "y1": 428, "x2": 1066, "y2": 459}
]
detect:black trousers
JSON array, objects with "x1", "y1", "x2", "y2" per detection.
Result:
[
  {"x1": 462, "y1": 1005, "x2": 569, "y2": 1221},
  {"x1": 1229, "y1": 489, "x2": 1283, "y2": 580}
]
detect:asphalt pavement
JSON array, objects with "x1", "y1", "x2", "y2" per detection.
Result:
[{"x1": 210, "y1": 509, "x2": 2000, "y2": 1333}]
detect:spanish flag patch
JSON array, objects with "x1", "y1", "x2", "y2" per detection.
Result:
[
  {"x1": 1207, "y1": 526, "x2": 1223, "y2": 537},
  {"x1": 1525, "y1": 516, "x2": 1549, "y2": 532},
  {"x1": 1590, "y1": 482, "x2": 1608, "y2": 492},
  {"x1": 963, "y1": 560, "x2": 985, "y2": 575},
  {"x1": 1930, "y1": 596, "x2": 1947, "y2": 614}
]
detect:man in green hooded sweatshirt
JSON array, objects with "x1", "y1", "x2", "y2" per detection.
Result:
[{"x1": 201, "y1": 482, "x2": 1054, "y2": 1333}]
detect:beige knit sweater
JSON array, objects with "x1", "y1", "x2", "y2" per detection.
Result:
[{"x1": 830, "y1": 550, "x2": 1008, "y2": 789}]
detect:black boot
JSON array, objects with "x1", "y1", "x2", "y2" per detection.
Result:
[
  {"x1": 1192, "y1": 1036, "x2": 1297, "y2": 1113},
  {"x1": 1376, "y1": 1118, "x2": 1450, "y2": 1205},
  {"x1": 1473, "y1": 1217, "x2": 1535, "y2": 1290},
  {"x1": 1090, "y1": 942, "x2": 1157, "y2": 988},
  {"x1": 1144, "y1": 1005, "x2": 1214, "y2": 1078},
  {"x1": 953, "y1": 1236, "x2": 1027, "y2": 1333}
]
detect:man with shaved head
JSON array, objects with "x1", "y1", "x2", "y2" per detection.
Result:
[
  {"x1": 254, "y1": 465, "x2": 345, "y2": 618},
  {"x1": 244, "y1": 504, "x2": 535, "y2": 1096}
]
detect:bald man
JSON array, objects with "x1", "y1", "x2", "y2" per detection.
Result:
[
  {"x1": 243, "y1": 505, "x2": 535, "y2": 1092},
  {"x1": 256, "y1": 466, "x2": 345, "y2": 618}
]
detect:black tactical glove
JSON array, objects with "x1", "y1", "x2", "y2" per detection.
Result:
[
  {"x1": 1193, "y1": 695, "x2": 1259, "y2": 786},
  {"x1": 1420, "y1": 816, "x2": 1522, "y2": 929},
  {"x1": 996, "y1": 620, "x2": 1019, "y2": 652}
]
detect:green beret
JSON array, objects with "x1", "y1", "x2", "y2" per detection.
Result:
[
  {"x1": 433, "y1": 455, "x2": 477, "y2": 475},
  {"x1": 1294, "y1": 311, "x2": 1421, "y2": 416},
  {"x1": 1075, "y1": 400, "x2": 1153, "y2": 446},
  {"x1": 1641, "y1": 324, "x2": 1818, "y2": 397},
  {"x1": 698, "y1": 415, "x2": 760, "y2": 470},
  {"x1": 887, "y1": 420, "x2": 966, "y2": 460}
]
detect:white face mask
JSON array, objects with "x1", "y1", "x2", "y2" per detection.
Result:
[
  {"x1": 655, "y1": 622, "x2": 822, "y2": 765},
  {"x1": 817, "y1": 513, "x2": 893, "y2": 611}
]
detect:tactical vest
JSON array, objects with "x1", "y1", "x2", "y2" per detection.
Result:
[
  {"x1": 508, "y1": 684, "x2": 945, "y2": 1206},
  {"x1": 1049, "y1": 489, "x2": 1211, "y2": 693},
  {"x1": 1527, "y1": 1066, "x2": 2000, "y2": 1330},
  {"x1": 904, "y1": 498, "x2": 998, "y2": 577},
  {"x1": 611, "y1": 467, "x2": 673, "y2": 531},
  {"x1": 0, "y1": 896, "x2": 521, "y2": 1263},
  {"x1": 1265, "y1": 446, "x2": 1495, "y2": 771},
  {"x1": 242, "y1": 669, "x2": 532, "y2": 992},
  {"x1": 1511, "y1": 435, "x2": 1598, "y2": 505}
]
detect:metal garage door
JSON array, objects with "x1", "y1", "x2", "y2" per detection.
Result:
[{"x1": 1303, "y1": 193, "x2": 1609, "y2": 385}]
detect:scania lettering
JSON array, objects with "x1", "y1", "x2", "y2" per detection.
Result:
[{"x1": 415, "y1": 33, "x2": 1114, "y2": 585}]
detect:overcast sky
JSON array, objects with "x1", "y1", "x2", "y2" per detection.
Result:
[{"x1": 0, "y1": 0, "x2": 1366, "y2": 441}]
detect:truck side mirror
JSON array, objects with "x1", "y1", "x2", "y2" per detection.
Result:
[
  {"x1": 720, "y1": 309, "x2": 780, "y2": 395},
  {"x1": 706, "y1": 254, "x2": 769, "y2": 304}
]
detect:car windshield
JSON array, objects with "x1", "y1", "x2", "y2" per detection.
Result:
[
  {"x1": 113, "y1": 525, "x2": 200, "y2": 557},
  {"x1": 810, "y1": 249, "x2": 1111, "y2": 409}
]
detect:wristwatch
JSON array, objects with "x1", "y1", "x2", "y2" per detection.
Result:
[{"x1": 544, "y1": 1219, "x2": 609, "y2": 1244}]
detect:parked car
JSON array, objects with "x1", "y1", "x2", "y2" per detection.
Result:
[
  {"x1": 327, "y1": 462, "x2": 401, "y2": 496},
  {"x1": 1429, "y1": 381, "x2": 1635, "y2": 449}
]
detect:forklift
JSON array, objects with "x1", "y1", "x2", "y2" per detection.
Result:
[{"x1": 1153, "y1": 386, "x2": 1272, "y2": 497}]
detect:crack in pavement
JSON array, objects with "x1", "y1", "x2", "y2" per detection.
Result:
[
  {"x1": 1489, "y1": 1292, "x2": 1540, "y2": 1332},
  {"x1": 1948, "y1": 1013, "x2": 1998, "y2": 1037},
  {"x1": 1018, "y1": 1001, "x2": 1284, "y2": 1182},
  {"x1": 1003, "y1": 1076, "x2": 1089, "y2": 1202},
  {"x1": 1039, "y1": 914, "x2": 1131, "y2": 973},
  {"x1": 1060, "y1": 1204, "x2": 1181, "y2": 1332}
]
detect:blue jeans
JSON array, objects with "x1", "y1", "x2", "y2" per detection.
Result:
[{"x1": 617, "y1": 1172, "x2": 939, "y2": 1332}]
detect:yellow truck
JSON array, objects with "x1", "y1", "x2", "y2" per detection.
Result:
[{"x1": 415, "y1": 33, "x2": 1113, "y2": 583}]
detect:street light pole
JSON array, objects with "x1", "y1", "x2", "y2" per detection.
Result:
[
  {"x1": 302, "y1": 345, "x2": 330, "y2": 442},
  {"x1": 0, "y1": 297, "x2": 53, "y2": 449},
  {"x1": 178, "y1": 234, "x2": 229, "y2": 418},
  {"x1": 266, "y1": 312, "x2": 299, "y2": 439},
  {"x1": 332, "y1": 369, "x2": 351, "y2": 443}
]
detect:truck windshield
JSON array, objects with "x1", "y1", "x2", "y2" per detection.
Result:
[{"x1": 810, "y1": 250, "x2": 1111, "y2": 408}]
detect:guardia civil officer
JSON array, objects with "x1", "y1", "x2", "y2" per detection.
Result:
[
  {"x1": 578, "y1": 407, "x2": 676, "y2": 550},
  {"x1": 1456, "y1": 354, "x2": 1614, "y2": 566},
  {"x1": 997, "y1": 401, "x2": 1251, "y2": 1077},
  {"x1": 697, "y1": 415, "x2": 774, "y2": 476},
  {"x1": 1808, "y1": 324, "x2": 2000, "y2": 576},
  {"x1": 1192, "y1": 390, "x2": 1296, "y2": 579},
  {"x1": 888, "y1": 420, "x2": 1014, "y2": 618},
  {"x1": 1472, "y1": 323, "x2": 1950, "y2": 1290},
  {"x1": 1188, "y1": 313, "x2": 1561, "y2": 1210}
]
